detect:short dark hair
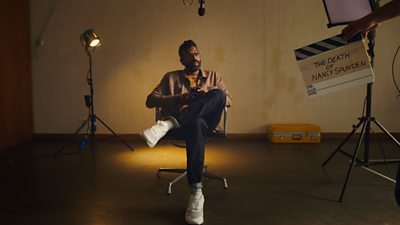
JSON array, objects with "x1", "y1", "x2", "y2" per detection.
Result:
[{"x1": 178, "y1": 40, "x2": 197, "y2": 57}]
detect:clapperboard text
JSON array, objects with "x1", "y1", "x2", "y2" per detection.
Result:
[
  {"x1": 294, "y1": 34, "x2": 374, "y2": 97},
  {"x1": 311, "y1": 52, "x2": 367, "y2": 82}
]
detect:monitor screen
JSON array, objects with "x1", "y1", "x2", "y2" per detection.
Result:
[{"x1": 323, "y1": 0, "x2": 373, "y2": 26}]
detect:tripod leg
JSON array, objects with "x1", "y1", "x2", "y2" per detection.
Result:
[
  {"x1": 322, "y1": 119, "x2": 363, "y2": 167},
  {"x1": 372, "y1": 119, "x2": 400, "y2": 147},
  {"x1": 339, "y1": 121, "x2": 367, "y2": 202},
  {"x1": 95, "y1": 116, "x2": 134, "y2": 151},
  {"x1": 56, "y1": 117, "x2": 89, "y2": 157}
]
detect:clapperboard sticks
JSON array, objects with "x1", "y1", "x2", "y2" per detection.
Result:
[{"x1": 294, "y1": 34, "x2": 357, "y2": 61}]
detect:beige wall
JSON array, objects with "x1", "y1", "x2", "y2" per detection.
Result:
[{"x1": 30, "y1": 0, "x2": 400, "y2": 134}]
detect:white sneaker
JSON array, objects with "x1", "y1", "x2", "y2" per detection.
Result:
[
  {"x1": 141, "y1": 120, "x2": 173, "y2": 148},
  {"x1": 185, "y1": 194, "x2": 205, "y2": 225}
]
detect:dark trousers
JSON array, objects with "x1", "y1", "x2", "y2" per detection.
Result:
[{"x1": 167, "y1": 89, "x2": 226, "y2": 185}]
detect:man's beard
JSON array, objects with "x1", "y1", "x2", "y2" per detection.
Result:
[{"x1": 185, "y1": 60, "x2": 201, "y2": 73}]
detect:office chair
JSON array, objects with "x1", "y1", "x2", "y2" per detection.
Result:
[{"x1": 155, "y1": 107, "x2": 229, "y2": 195}]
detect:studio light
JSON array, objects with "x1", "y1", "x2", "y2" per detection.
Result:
[
  {"x1": 80, "y1": 29, "x2": 101, "y2": 51},
  {"x1": 56, "y1": 29, "x2": 133, "y2": 157}
]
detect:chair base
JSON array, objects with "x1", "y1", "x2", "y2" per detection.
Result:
[{"x1": 156, "y1": 165, "x2": 228, "y2": 195}]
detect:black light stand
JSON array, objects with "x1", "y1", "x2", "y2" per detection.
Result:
[
  {"x1": 56, "y1": 31, "x2": 133, "y2": 157},
  {"x1": 322, "y1": 0, "x2": 400, "y2": 202}
]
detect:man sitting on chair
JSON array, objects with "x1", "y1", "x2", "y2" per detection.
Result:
[{"x1": 141, "y1": 40, "x2": 232, "y2": 225}]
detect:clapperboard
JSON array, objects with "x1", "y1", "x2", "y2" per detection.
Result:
[{"x1": 294, "y1": 34, "x2": 374, "y2": 97}]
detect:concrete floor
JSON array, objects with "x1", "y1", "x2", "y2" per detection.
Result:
[{"x1": 0, "y1": 138, "x2": 399, "y2": 225}]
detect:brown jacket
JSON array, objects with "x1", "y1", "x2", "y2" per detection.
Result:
[{"x1": 146, "y1": 69, "x2": 232, "y2": 118}]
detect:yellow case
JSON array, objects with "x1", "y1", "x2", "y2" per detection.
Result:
[{"x1": 267, "y1": 124, "x2": 320, "y2": 143}]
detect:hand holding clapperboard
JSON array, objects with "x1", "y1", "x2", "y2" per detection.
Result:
[{"x1": 294, "y1": 33, "x2": 374, "y2": 97}]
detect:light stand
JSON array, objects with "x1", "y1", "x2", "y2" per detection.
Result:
[
  {"x1": 56, "y1": 29, "x2": 133, "y2": 157},
  {"x1": 321, "y1": 0, "x2": 400, "y2": 202}
]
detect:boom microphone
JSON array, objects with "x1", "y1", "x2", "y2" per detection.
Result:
[{"x1": 198, "y1": 0, "x2": 205, "y2": 16}]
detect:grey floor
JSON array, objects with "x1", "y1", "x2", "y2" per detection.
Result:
[{"x1": 0, "y1": 138, "x2": 399, "y2": 225}]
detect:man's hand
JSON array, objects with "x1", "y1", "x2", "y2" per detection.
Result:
[
  {"x1": 198, "y1": 90, "x2": 206, "y2": 96},
  {"x1": 342, "y1": 15, "x2": 378, "y2": 40},
  {"x1": 342, "y1": 0, "x2": 400, "y2": 40},
  {"x1": 177, "y1": 89, "x2": 207, "y2": 105}
]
